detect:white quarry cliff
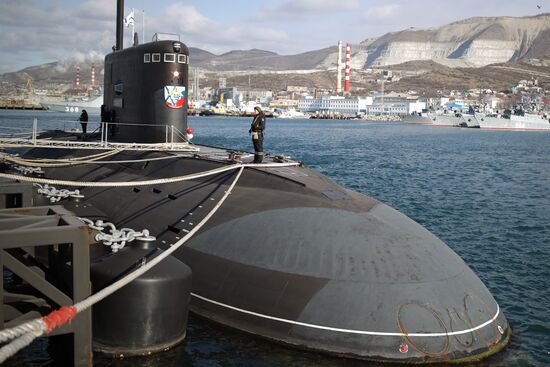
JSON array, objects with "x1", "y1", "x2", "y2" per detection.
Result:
[{"x1": 362, "y1": 13, "x2": 550, "y2": 68}]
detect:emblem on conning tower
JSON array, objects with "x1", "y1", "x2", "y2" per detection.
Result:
[{"x1": 164, "y1": 86, "x2": 186, "y2": 109}]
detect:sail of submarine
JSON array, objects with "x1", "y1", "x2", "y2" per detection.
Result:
[{"x1": 22, "y1": 0, "x2": 510, "y2": 363}]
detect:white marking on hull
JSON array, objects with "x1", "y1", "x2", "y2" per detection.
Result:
[{"x1": 191, "y1": 293, "x2": 501, "y2": 337}]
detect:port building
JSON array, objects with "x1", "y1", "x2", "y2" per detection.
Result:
[{"x1": 298, "y1": 96, "x2": 425, "y2": 116}]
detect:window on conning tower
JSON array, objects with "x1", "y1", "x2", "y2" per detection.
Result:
[{"x1": 164, "y1": 53, "x2": 176, "y2": 63}]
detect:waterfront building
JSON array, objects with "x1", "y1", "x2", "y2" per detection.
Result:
[
  {"x1": 270, "y1": 98, "x2": 299, "y2": 109},
  {"x1": 365, "y1": 101, "x2": 426, "y2": 115},
  {"x1": 298, "y1": 95, "x2": 425, "y2": 116},
  {"x1": 298, "y1": 96, "x2": 373, "y2": 115},
  {"x1": 213, "y1": 87, "x2": 273, "y2": 107}
]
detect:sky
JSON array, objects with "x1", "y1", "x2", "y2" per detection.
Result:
[{"x1": 0, "y1": 0, "x2": 547, "y2": 74}]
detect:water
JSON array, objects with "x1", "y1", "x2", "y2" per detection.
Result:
[{"x1": 1, "y1": 111, "x2": 549, "y2": 366}]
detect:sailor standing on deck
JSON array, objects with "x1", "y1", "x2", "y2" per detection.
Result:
[
  {"x1": 249, "y1": 106, "x2": 266, "y2": 163},
  {"x1": 79, "y1": 109, "x2": 89, "y2": 137}
]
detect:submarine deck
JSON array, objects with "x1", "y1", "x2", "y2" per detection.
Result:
[{"x1": 0, "y1": 130, "x2": 511, "y2": 363}]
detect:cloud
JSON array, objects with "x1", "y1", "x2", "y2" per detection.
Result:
[
  {"x1": 0, "y1": 1, "x2": 293, "y2": 73},
  {"x1": 0, "y1": 0, "x2": 544, "y2": 74},
  {"x1": 254, "y1": 0, "x2": 361, "y2": 21},
  {"x1": 58, "y1": 50, "x2": 105, "y2": 66},
  {"x1": 363, "y1": 4, "x2": 401, "y2": 20},
  {"x1": 149, "y1": 4, "x2": 290, "y2": 52},
  {"x1": 158, "y1": 4, "x2": 217, "y2": 35},
  {"x1": 0, "y1": 0, "x2": 116, "y2": 59},
  {"x1": 75, "y1": 0, "x2": 116, "y2": 21}
]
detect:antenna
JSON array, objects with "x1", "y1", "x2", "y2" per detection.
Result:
[{"x1": 116, "y1": 0, "x2": 124, "y2": 50}]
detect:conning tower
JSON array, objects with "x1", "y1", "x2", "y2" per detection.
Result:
[{"x1": 103, "y1": 0, "x2": 189, "y2": 143}]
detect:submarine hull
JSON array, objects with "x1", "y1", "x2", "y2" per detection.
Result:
[
  {"x1": 182, "y1": 205, "x2": 509, "y2": 362},
  {"x1": 21, "y1": 147, "x2": 510, "y2": 363}
]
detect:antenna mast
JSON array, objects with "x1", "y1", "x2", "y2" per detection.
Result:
[{"x1": 116, "y1": 0, "x2": 124, "y2": 50}]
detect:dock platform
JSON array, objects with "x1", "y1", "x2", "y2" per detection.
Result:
[{"x1": 0, "y1": 205, "x2": 96, "y2": 366}]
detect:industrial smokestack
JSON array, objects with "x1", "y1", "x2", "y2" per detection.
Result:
[
  {"x1": 344, "y1": 42, "x2": 351, "y2": 94},
  {"x1": 91, "y1": 64, "x2": 96, "y2": 86},
  {"x1": 75, "y1": 65, "x2": 80, "y2": 90},
  {"x1": 116, "y1": 0, "x2": 124, "y2": 51},
  {"x1": 336, "y1": 40, "x2": 342, "y2": 94}
]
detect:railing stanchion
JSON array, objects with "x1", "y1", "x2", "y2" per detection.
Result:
[
  {"x1": 104, "y1": 123, "x2": 108, "y2": 147},
  {"x1": 32, "y1": 118, "x2": 37, "y2": 145},
  {"x1": 171, "y1": 125, "x2": 174, "y2": 148}
]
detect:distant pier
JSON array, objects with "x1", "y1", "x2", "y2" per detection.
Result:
[{"x1": 0, "y1": 100, "x2": 44, "y2": 110}]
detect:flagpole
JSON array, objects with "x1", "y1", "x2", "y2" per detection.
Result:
[{"x1": 142, "y1": 9, "x2": 145, "y2": 42}]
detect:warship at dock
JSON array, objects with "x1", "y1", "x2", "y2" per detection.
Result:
[
  {"x1": 475, "y1": 109, "x2": 550, "y2": 130},
  {"x1": 0, "y1": 1, "x2": 510, "y2": 364},
  {"x1": 40, "y1": 94, "x2": 102, "y2": 115}
]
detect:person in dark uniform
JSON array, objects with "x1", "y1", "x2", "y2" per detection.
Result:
[
  {"x1": 79, "y1": 109, "x2": 89, "y2": 135},
  {"x1": 249, "y1": 106, "x2": 266, "y2": 163}
]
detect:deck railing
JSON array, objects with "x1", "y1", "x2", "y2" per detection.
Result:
[{"x1": 0, "y1": 118, "x2": 197, "y2": 152}]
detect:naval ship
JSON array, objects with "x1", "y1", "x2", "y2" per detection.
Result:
[
  {"x1": 428, "y1": 109, "x2": 480, "y2": 128},
  {"x1": 475, "y1": 109, "x2": 550, "y2": 130},
  {"x1": 0, "y1": 1, "x2": 510, "y2": 363},
  {"x1": 40, "y1": 94, "x2": 103, "y2": 115}
]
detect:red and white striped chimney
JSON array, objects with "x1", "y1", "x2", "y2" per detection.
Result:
[
  {"x1": 336, "y1": 40, "x2": 343, "y2": 94},
  {"x1": 344, "y1": 42, "x2": 351, "y2": 94},
  {"x1": 91, "y1": 64, "x2": 96, "y2": 87},
  {"x1": 75, "y1": 65, "x2": 80, "y2": 90}
]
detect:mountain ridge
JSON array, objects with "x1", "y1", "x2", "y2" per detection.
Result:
[
  {"x1": 1, "y1": 13, "x2": 549, "y2": 90},
  {"x1": 189, "y1": 13, "x2": 550, "y2": 71}
]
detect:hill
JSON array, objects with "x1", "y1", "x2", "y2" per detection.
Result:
[
  {"x1": 1, "y1": 14, "x2": 549, "y2": 94},
  {"x1": 187, "y1": 13, "x2": 550, "y2": 71}
]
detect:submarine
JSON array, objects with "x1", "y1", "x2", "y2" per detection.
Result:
[{"x1": 0, "y1": 0, "x2": 510, "y2": 363}]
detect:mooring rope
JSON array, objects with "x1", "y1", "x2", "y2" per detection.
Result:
[
  {"x1": 17, "y1": 149, "x2": 121, "y2": 162},
  {"x1": 0, "y1": 149, "x2": 123, "y2": 168},
  {"x1": 0, "y1": 151, "x2": 194, "y2": 166},
  {"x1": 0, "y1": 166, "x2": 245, "y2": 363},
  {"x1": 0, "y1": 162, "x2": 299, "y2": 187}
]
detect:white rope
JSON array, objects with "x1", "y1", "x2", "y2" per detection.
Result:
[
  {"x1": 0, "y1": 320, "x2": 46, "y2": 364},
  {"x1": 246, "y1": 162, "x2": 300, "y2": 169},
  {"x1": 190, "y1": 294, "x2": 501, "y2": 338},
  {"x1": 0, "y1": 319, "x2": 45, "y2": 344},
  {"x1": 1, "y1": 149, "x2": 122, "y2": 168},
  {"x1": 0, "y1": 164, "x2": 240, "y2": 187},
  {"x1": 0, "y1": 166, "x2": 244, "y2": 362},
  {"x1": 85, "y1": 154, "x2": 192, "y2": 165},
  {"x1": 1, "y1": 151, "x2": 194, "y2": 167},
  {"x1": 74, "y1": 165, "x2": 244, "y2": 312},
  {"x1": 0, "y1": 328, "x2": 45, "y2": 364},
  {"x1": 18, "y1": 149, "x2": 121, "y2": 162},
  {"x1": 0, "y1": 162, "x2": 299, "y2": 188},
  {"x1": 37, "y1": 153, "x2": 191, "y2": 165}
]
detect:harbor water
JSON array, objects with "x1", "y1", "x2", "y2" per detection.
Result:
[{"x1": 1, "y1": 111, "x2": 548, "y2": 367}]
